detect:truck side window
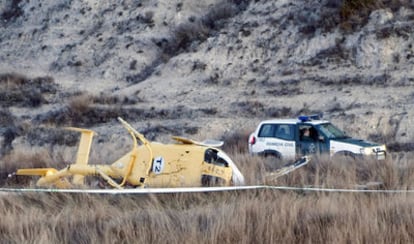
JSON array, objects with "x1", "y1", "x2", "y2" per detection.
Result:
[
  {"x1": 300, "y1": 126, "x2": 318, "y2": 141},
  {"x1": 258, "y1": 124, "x2": 275, "y2": 137},
  {"x1": 275, "y1": 124, "x2": 294, "y2": 140}
]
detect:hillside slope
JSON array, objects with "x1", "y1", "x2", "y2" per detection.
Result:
[{"x1": 1, "y1": 0, "x2": 414, "y2": 159}]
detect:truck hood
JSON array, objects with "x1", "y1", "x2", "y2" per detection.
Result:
[{"x1": 331, "y1": 138, "x2": 381, "y2": 147}]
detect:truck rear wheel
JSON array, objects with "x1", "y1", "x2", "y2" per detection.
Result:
[{"x1": 262, "y1": 151, "x2": 284, "y2": 170}]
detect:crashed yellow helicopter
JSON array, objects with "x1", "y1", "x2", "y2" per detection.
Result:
[{"x1": 15, "y1": 117, "x2": 245, "y2": 189}]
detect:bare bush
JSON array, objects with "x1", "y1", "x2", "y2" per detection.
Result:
[
  {"x1": 34, "y1": 102, "x2": 213, "y2": 128},
  {"x1": 0, "y1": 108, "x2": 15, "y2": 127},
  {"x1": 0, "y1": 73, "x2": 57, "y2": 107},
  {"x1": 220, "y1": 130, "x2": 250, "y2": 155},
  {"x1": 338, "y1": 0, "x2": 414, "y2": 31},
  {"x1": 230, "y1": 100, "x2": 293, "y2": 118},
  {"x1": 340, "y1": 0, "x2": 379, "y2": 20},
  {"x1": 140, "y1": 124, "x2": 199, "y2": 141},
  {"x1": 68, "y1": 93, "x2": 93, "y2": 115},
  {"x1": 0, "y1": 149, "x2": 54, "y2": 187},
  {"x1": 0, "y1": 109, "x2": 18, "y2": 156},
  {"x1": 265, "y1": 86, "x2": 303, "y2": 96},
  {"x1": 202, "y1": 2, "x2": 239, "y2": 29},
  {"x1": 314, "y1": 74, "x2": 390, "y2": 87},
  {"x1": 0, "y1": 0, "x2": 23, "y2": 26},
  {"x1": 25, "y1": 127, "x2": 79, "y2": 147},
  {"x1": 92, "y1": 94, "x2": 142, "y2": 105},
  {"x1": 162, "y1": 1, "x2": 243, "y2": 58}
]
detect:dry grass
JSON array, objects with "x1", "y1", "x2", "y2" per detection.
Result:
[
  {"x1": 0, "y1": 176, "x2": 414, "y2": 243},
  {"x1": 1, "y1": 134, "x2": 414, "y2": 242}
]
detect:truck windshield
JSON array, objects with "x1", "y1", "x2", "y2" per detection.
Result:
[{"x1": 318, "y1": 123, "x2": 349, "y2": 139}]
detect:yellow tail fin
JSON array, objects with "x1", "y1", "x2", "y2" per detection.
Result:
[
  {"x1": 65, "y1": 127, "x2": 96, "y2": 185},
  {"x1": 16, "y1": 168, "x2": 58, "y2": 176}
]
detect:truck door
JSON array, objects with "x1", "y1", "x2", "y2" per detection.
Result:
[
  {"x1": 297, "y1": 125, "x2": 320, "y2": 156},
  {"x1": 256, "y1": 123, "x2": 296, "y2": 159}
]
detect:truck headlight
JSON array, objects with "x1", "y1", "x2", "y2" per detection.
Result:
[{"x1": 360, "y1": 147, "x2": 372, "y2": 155}]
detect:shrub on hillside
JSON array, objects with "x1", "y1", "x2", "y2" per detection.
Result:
[
  {"x1": 220, "y1": 130, "x2": 250, "y2": 155},
  {"x1": 339, "y1": 0, "x2": 414, "y2": 31},
  {"x1": 0, "y1": 73, "x2": 57, "y2": 107},
  {"x1": 340, "y1": 0, "x2": 378, "y2": 19},
  {"x1": 162, "y1": 1, "x2": 243, "y2": 57},
  {"x1": 0, "y1": 150, "x2": 53, "y2": 187},
  {"x1": 0, "y1": 0, "x2": 23, "y2": 25}
]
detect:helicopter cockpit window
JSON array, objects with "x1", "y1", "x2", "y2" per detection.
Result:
[
  {"x1": 204, "y1": 148, "x2": 228, "y2": 166},
  {"x1": 202, "y1": 148, "x2": 228, "y2": 186}
]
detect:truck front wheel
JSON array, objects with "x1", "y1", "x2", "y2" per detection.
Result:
[{"x1": 332, "y1": 151, "x2": 356, "y2": 163}]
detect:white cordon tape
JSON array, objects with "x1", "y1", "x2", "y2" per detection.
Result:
[{"x1": 1, "y1": 185, "x2": 414, "y2": 195}]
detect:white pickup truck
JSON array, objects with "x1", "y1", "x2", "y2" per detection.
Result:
[{"x1": 248, "y1": 115, "x2": 386, "y2": 160}]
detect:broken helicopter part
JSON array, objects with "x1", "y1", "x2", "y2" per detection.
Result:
[
  {"x1": 265, "y1": 156, "x2": 310, "y2": 182},
  {"x1": 16, "y1": 117, "x2": 245, "y2": 189}
]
